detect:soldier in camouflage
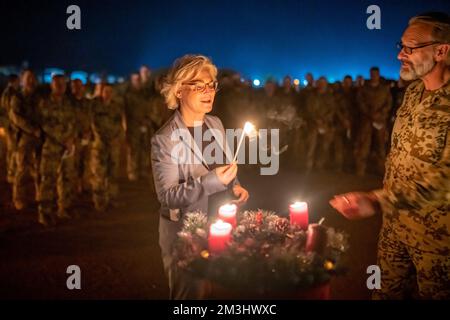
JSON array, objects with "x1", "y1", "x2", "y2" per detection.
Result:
[
  {"x1": 333, "y1": 75, "x2": 356, "y2": 172},
  {"x1": 8, "y1": 70, "x2": 42, "y2": 210},
  {"x1": 331, "y1": 12, "x2": 450, "y2": 299},
  {"x1": 90, "y1": 84, "x2": 125, "y2": 211},
  {"x1": 354, "y1": 67, "x2": 392, "y2": 176},
  {"x1": 140, "y1": 65, "x2": 154, "y2": 99},
  {"x1": 276, "y1": 76, "x2": 303, "y2": 168},
  {"x1": 70, "y1": 78, "x2": 92, "y2": 195},
  {"x1": 125, "y1": 72, "x2": 153, "y2": 181},
  {"x1": 305, "y1": 76, "x2": 336, "y2": 171},
  {"x1": 1, "y1": 74, "x2": 20, "y2": 184},
  {"x1": 37, "y1": 75, "x2": 77, "y2": 226}
]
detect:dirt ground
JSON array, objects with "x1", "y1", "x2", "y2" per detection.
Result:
[{"x1": 0, "y1": 147, "x2": 383, "y2": 300}]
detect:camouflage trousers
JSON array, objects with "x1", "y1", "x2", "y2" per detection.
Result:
[
  {"x1": 126, "y1": 129, "x2": 151, "y2": 180},
  {"x1": 90, "y1": 141, "x2": 121, "y2": 211},
  {"x1": 305, "y1": 128, "x2": 334, "y2": 171},
  {"x1": 38, "y1": 142, "x2": 76, "y2": 216},
  {"x1": 288, "y1": 128, "x2": 307, "y2": 169},
  {"x1": 13, "y1": 135, "x2": 41, "y2": 207},
  {"x1": 332, "y1": 128, "x2": 353, "y2": 172},
  {"x1": 74, "y1": 140, "x2": 91, "y2": 192},
  {"x1": 354, "y1": 120, "x2": 387, "y2": 176},
  {"x1": 373, "y1": 218, "x2": 450, "y2": 300},
  {"x1": 5, "y1": 126, "x2": 17, "y2": 183}
]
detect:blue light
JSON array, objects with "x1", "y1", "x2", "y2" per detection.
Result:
[
  {"x1": 89, "y1": 73, "x2": 102, "y2": 84},
  {"x1": 253, "y1": 79, "x2": 261, "y2": 87},
  {"x1": 107, "y1": 75, "x2": 117, "y2": 84},
  {"x1": 70, "y1": 71, "x2": 88, "y2": 84},
  {"x1": 43, "y1": 68, "x2": 65, "y2": 84}
]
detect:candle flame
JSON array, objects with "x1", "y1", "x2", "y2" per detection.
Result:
[{"x1": 243, "y1": 121, "x2": 255, "y2": 134}]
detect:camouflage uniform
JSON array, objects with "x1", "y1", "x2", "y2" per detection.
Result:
[
  {"x1": 90, "y1": 98, "x2": 125, "y2": 211},
  {"x1": 333, "y1": 89, "x2": 356, "y2": 171},
  {"x1": 149, "y1": 92, "x2": 172, "y2": 131},
  {"x1": 372, "y1": 80, "x2": 450, "y2": 299},
  {"x1": 1, "y1": 84, "x2": 19, "y2": 183},
  {"x1": 355, "y1": 82, "x2": 392, "y2": 175},
  {"x1": 37, "y1": 95, "x2": 77, "y2": 222},
  {"x1": 305, "y1": 89, "x2": 336, "y2": 171},
  {"x1": 71, "y1": 96, "x2": 92, "y2": 193},
  {"x1": 295, "y1": 86, "x2": 316, "y2": 169},
  {"x1": 124, "y1": 88, "x2": 153, "y2": 180},
  {"x1": 9, "y1": 90, "x2": 41, "y2": 207},
  {"x1": 276, "y1": 88, "x2": 303, "y2": 167}
]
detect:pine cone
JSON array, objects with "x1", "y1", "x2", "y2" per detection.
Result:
[{"x1": 273, "y1": 217, "x2": 290, "y2": 233}]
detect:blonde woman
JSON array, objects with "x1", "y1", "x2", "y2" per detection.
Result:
[{"x1": 151, "y1": 54, "x2": 249, "y2": 299}]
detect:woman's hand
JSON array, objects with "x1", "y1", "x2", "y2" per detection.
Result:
[
  {"x1": 329, "y1": 192, "x2": 379, "y2": 220},
  {"x1": 215, "y1": 162, "x2": 238, "y2": 186},
  {"x1": 232, "y1": 184, "x2": 250, "y2": 205}
]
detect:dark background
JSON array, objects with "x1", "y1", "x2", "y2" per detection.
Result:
[{"x1": 1, "y1": 0, "x2": 449, "y2": 81}]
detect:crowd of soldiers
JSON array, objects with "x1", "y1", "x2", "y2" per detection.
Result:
[
  {"x1": 0, "y1": 66, "x2": 170, "y2": 226},
  {"x1": 0, "y1": 65, "x2": 407, "y2": 226},
  {"x1": 214, "y1": 67, "x2": 408, "y2": 175}
]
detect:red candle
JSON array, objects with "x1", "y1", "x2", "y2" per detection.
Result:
[
  {"x1": 208, "y1": 220, "x2": 232, "y2": 254},
  {"x1": 289, "y1": 201, "x2": 309, "y2": 229},
  {"x1": 218, "y1": 204, "x2": 237, "y2": 228},
  {"x1": 306, "y1": 223, "x2": 328, "y2": 254}
]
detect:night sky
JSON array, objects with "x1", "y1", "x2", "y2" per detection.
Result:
[{"x1": 1, "y1": 0, "x2": 449, "y2": 81}]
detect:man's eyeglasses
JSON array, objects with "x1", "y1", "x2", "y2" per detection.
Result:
[
  {"x1": 396, "y1": 41, "x2": 441, "y2": 54},
  {"x1": 182, "y1": 81, "x2": 219, "y2": 93}
]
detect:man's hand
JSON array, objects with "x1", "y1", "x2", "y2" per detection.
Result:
[
  {"x1": 232, "y1": 184, "x2": 249, "y2": 205},
  {"x1": 215, "y1": 162, "x2": 237, "y2": 186},
  {"x1": 329, "y1": 192, "x2": 379, "y2": 220}
]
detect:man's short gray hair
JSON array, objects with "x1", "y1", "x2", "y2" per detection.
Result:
[{"x1": 409, "y1": 12, "x2": 450, "y2": 43}]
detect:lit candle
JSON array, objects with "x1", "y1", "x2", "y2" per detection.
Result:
[
  {"x1": 218, "y1": 204, "x2": 237, "y2": 228},
  {"x1": 233, "y1": 121, "x2": 256, "y2": 163},
  {"x1": 306, "y1": 218, "x2": 327, "y2": 254},
  {"x1": 289, "y1": 201, "x2": 309, "y2": 229},
  {"x1": 208, "y1": 220, "x2": 232, "y2": 254}
]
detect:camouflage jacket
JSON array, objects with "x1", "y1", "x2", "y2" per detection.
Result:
[
  {"x1": 91, "y1": 98, "x2": 125, "y2": 144},
  {"x1": 1, "y1": 85, "x2": 18, "y2": 127},
  {"x1": 70, "y1": 96, "x2": 92, "y2": 139},
  {"x1": 305, "y1": 90, "x2": 336, "y2": 129},
  {"x1": 374, "y1": 79, "x2": 450, "y2": 252},
  {"x1": 8, "y1": 90, "x2": 41, "y2": 136},
  {"x1": 334, "y1": 89, "x2": 356, "y2": 128},
  {"x1": 38, "y1": 95, "x2": 76, "y2": 148},
  {"x1": 357, "y1": 82, "x2": 392, "y2": 123},
  {"x1": 124, "y1": 89, "x2": 151, "y2": 127}
]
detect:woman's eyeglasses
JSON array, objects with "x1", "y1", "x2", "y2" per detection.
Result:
[{"x1": 182, "y1": 81, "x2": 219, "y2": 93}]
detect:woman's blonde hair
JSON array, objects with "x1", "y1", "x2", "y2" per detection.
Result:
[{"x1": 161, "y1": 54, "x2": 218, "y2": 109}]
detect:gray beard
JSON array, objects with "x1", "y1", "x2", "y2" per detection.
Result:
[{"x1": 400, "y1": 58, "x2": 436, "y2": 81}]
